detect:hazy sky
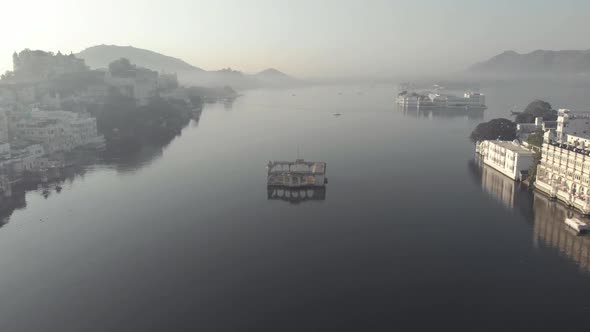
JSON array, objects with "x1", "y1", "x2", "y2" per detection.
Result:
[{"x1": 0, "y1": 0, "x2": 589, "y2": 77}]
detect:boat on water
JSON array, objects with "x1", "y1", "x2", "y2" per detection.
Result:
[
  {"x1": 267, "y1": 159, "x2": 327, "y2": 188},
  {"x1": 564, "y1": 217, "x2": 590, "y2": 233}
]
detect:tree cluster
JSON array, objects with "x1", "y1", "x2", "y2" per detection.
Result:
[
  {"x1": 515, "y1": 100, "x2": 557, "y2": 124},
  {"x1": 470, "y1": 118, "x2": 517, "y2": 143}
]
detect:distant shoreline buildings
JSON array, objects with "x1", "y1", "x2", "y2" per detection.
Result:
[
  {"x1": 0, "y1": 48, "x2": 237, "y2": 201},
  {"x1": 396, "y1": 86, "x2": 486, "y2": 110},
  {"x1": 11, "y1": 49, "x2": 88, "y2": 82},
  {"x1": 0, "y1": 49, "x2": 190, "y2": 199}
]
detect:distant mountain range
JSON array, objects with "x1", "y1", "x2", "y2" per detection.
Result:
[
  {"x1": 76, "y1": 45, "x2": 299, "y2": 88},
  {"x1": 468, "y1": 49, "x2": 590, "y2": 76}
]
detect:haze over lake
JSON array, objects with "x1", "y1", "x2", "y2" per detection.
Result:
[{"x1": 1, "y1": 81, "x2": 590, "y2": 330}]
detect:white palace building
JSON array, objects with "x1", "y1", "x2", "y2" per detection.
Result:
[
  {"x1": 476, "y1": 140, "x2": 536, "y2": 181},
  {"x1": 535, "y1": 109, "x2": 590, "y2": 214}
]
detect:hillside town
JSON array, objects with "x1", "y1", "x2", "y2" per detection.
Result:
[{"x1": 0, "y1": 49, "x2": 220, "y2": 201}]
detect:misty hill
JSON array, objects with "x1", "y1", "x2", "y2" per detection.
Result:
[
  {"x1": 469, "y1": 50, "x2": 590, "y2": 76},
  {"x1": 254, "y1": 68, "x2": 299, "y2": 86},
  {"x1": 76, "y1": 45, "x2": 299, "y2": 89},
  {"x1": 256, "y1": 68, "x2": 290, "y2": 79},
  {"x1": 77, "y1": 45, "x2": 203, "y2": 74}
]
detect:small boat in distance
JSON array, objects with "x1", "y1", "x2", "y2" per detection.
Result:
[
  {"x1": 333, "y1": 113, "x2": 341, "y2": 116},
  {"x1": 564, "y1": 217, "x2": 590, "y2": 234}
]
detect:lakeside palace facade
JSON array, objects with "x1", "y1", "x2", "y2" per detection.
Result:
[
  {"x1": 535, "y1": 109, "x2": 590, "y2": 214},
  {"x1": 477, "y1": 140, "x2": 536, "y2": 181}
]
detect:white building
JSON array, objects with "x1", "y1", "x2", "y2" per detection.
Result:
[
  {"x1": 397, "y1": 90, "x2": 486, "y2": 109},
  {"x1": 396, "y1": 92, "x2": 427, "y2": 107},
  {"x1": 464, "y1": 92, "x2": 486, "y2": 107},
  {"x1": 7, "y1": 142, "x2": 46, "y2": 172},
  {"x1": 535, "y1": 109, "x2": 590, "y2": 214},
  {"x1": 11, "y1": 108, "x2": 103, "y2": 154},
  {"x1": 476, "y1": 140, "x2": 536, "y2": 181},
  {"x1": 12, "y1": 49, "x2": 88, "y2": 82},
  {"x1": 428, "y1": 92, "x2": 486, "y2": 108},
  {"x1": 516, "y1": 116, "x2": 557, "y2": 141}
]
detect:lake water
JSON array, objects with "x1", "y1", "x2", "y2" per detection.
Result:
[{"x1": 1, "y1": 82, "x2": 590, "y2": 331}]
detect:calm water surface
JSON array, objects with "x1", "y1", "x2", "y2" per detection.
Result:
[{"x1": 1, "y1": 82, "x2": 590, "y2": 331}]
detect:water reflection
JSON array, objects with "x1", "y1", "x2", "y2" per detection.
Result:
[
  {"x1": 192, "y1": 109, "x2": 202, "y2": 127},
  {"x1": 468, "y1": 158, "x2": 533, "y2": 215},
  {"x1": 223, "y1": 99, "x2": 235, "y2": 110},
  {"x1": 0, "y1": 114, "x2": 202, "y2": 227},
  {"x1": 470, "y1": 158, "x2": 590, "y2": 273},
  {"x1": 532, "y1": 193, "x2": 590, "y2": 272},
  {"x1": 267, "y1": 186, "x2": 326, "y2": 203},
  {"x1": 99, "y1": 143, "x2": 168, "y2": 173},
  {"x1": 0, "y1": 163, "x2": 92, "y2": 227},
  {"x1": 0, "y1": 190, "x2": 26, "y2": 227},
  {"x1": 398, "y1": 105, "x2": 484, "y2": 120}
]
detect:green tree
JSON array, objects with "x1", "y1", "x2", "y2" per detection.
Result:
[
  {"x1": 515, "y1": 100, "x2": 557, "y2": 124},
  {"x1": 528, "y1": 151, "x2": 542, "y2": 181},
  {"x1": 470, "y1": 118, "x2": 517, "y2": 143},
  {"x1": 525, "y1": 130, "x2": 544, "y2": 148}
]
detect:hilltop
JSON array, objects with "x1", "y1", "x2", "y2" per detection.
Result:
[
  {"x1": 254, "y1": 68, "x2": 299, "y2": 86},
  {"x1": 77, "y1": 44, "x2": 203, "y2": 73},
  {"x1": 256, "y1": 68, "x2": 290, "y2": 79},
  {"x1": 468, "y1": 49, "x2": 590, "y2": 76},
  {"x1": 76, "y1": 45, "x2": 299, "y2": 88}
]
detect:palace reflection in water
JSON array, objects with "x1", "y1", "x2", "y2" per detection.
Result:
[
  {"x1": 532, "y1": 192, "x2": 590, "y2": 272},
  {"x1": 0, "y1": 117, "x2": 201, "y2": 227},
  {"x1": 397, "y1": 104, "x2": 484, "y2": 120},
  {"x1": 267, "y1": 186, "x2": 326, "y2": 203},
  {"x1": 471, "y1": 158, "x2": 590, "y2": 273}
]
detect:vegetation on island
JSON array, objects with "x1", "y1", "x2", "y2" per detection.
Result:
[
  {"x1": 514, "y1": 100, "x2": 556, "y2": 124},
  {"x1": 527, "y1": 150, "x2": 542, "y2": 182},
  {"x1": 469, "y1": 118, "x2": 517, "y2": 143},
  {"x1": 470, "y1": 100, "x2": 554, "y2": 144},
  {"x1": 471, "y1": 100, "x2": 554, "y2": 181},
  {"x1": 523, "y1": 129, "x2": 544, "y2": 181}
]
